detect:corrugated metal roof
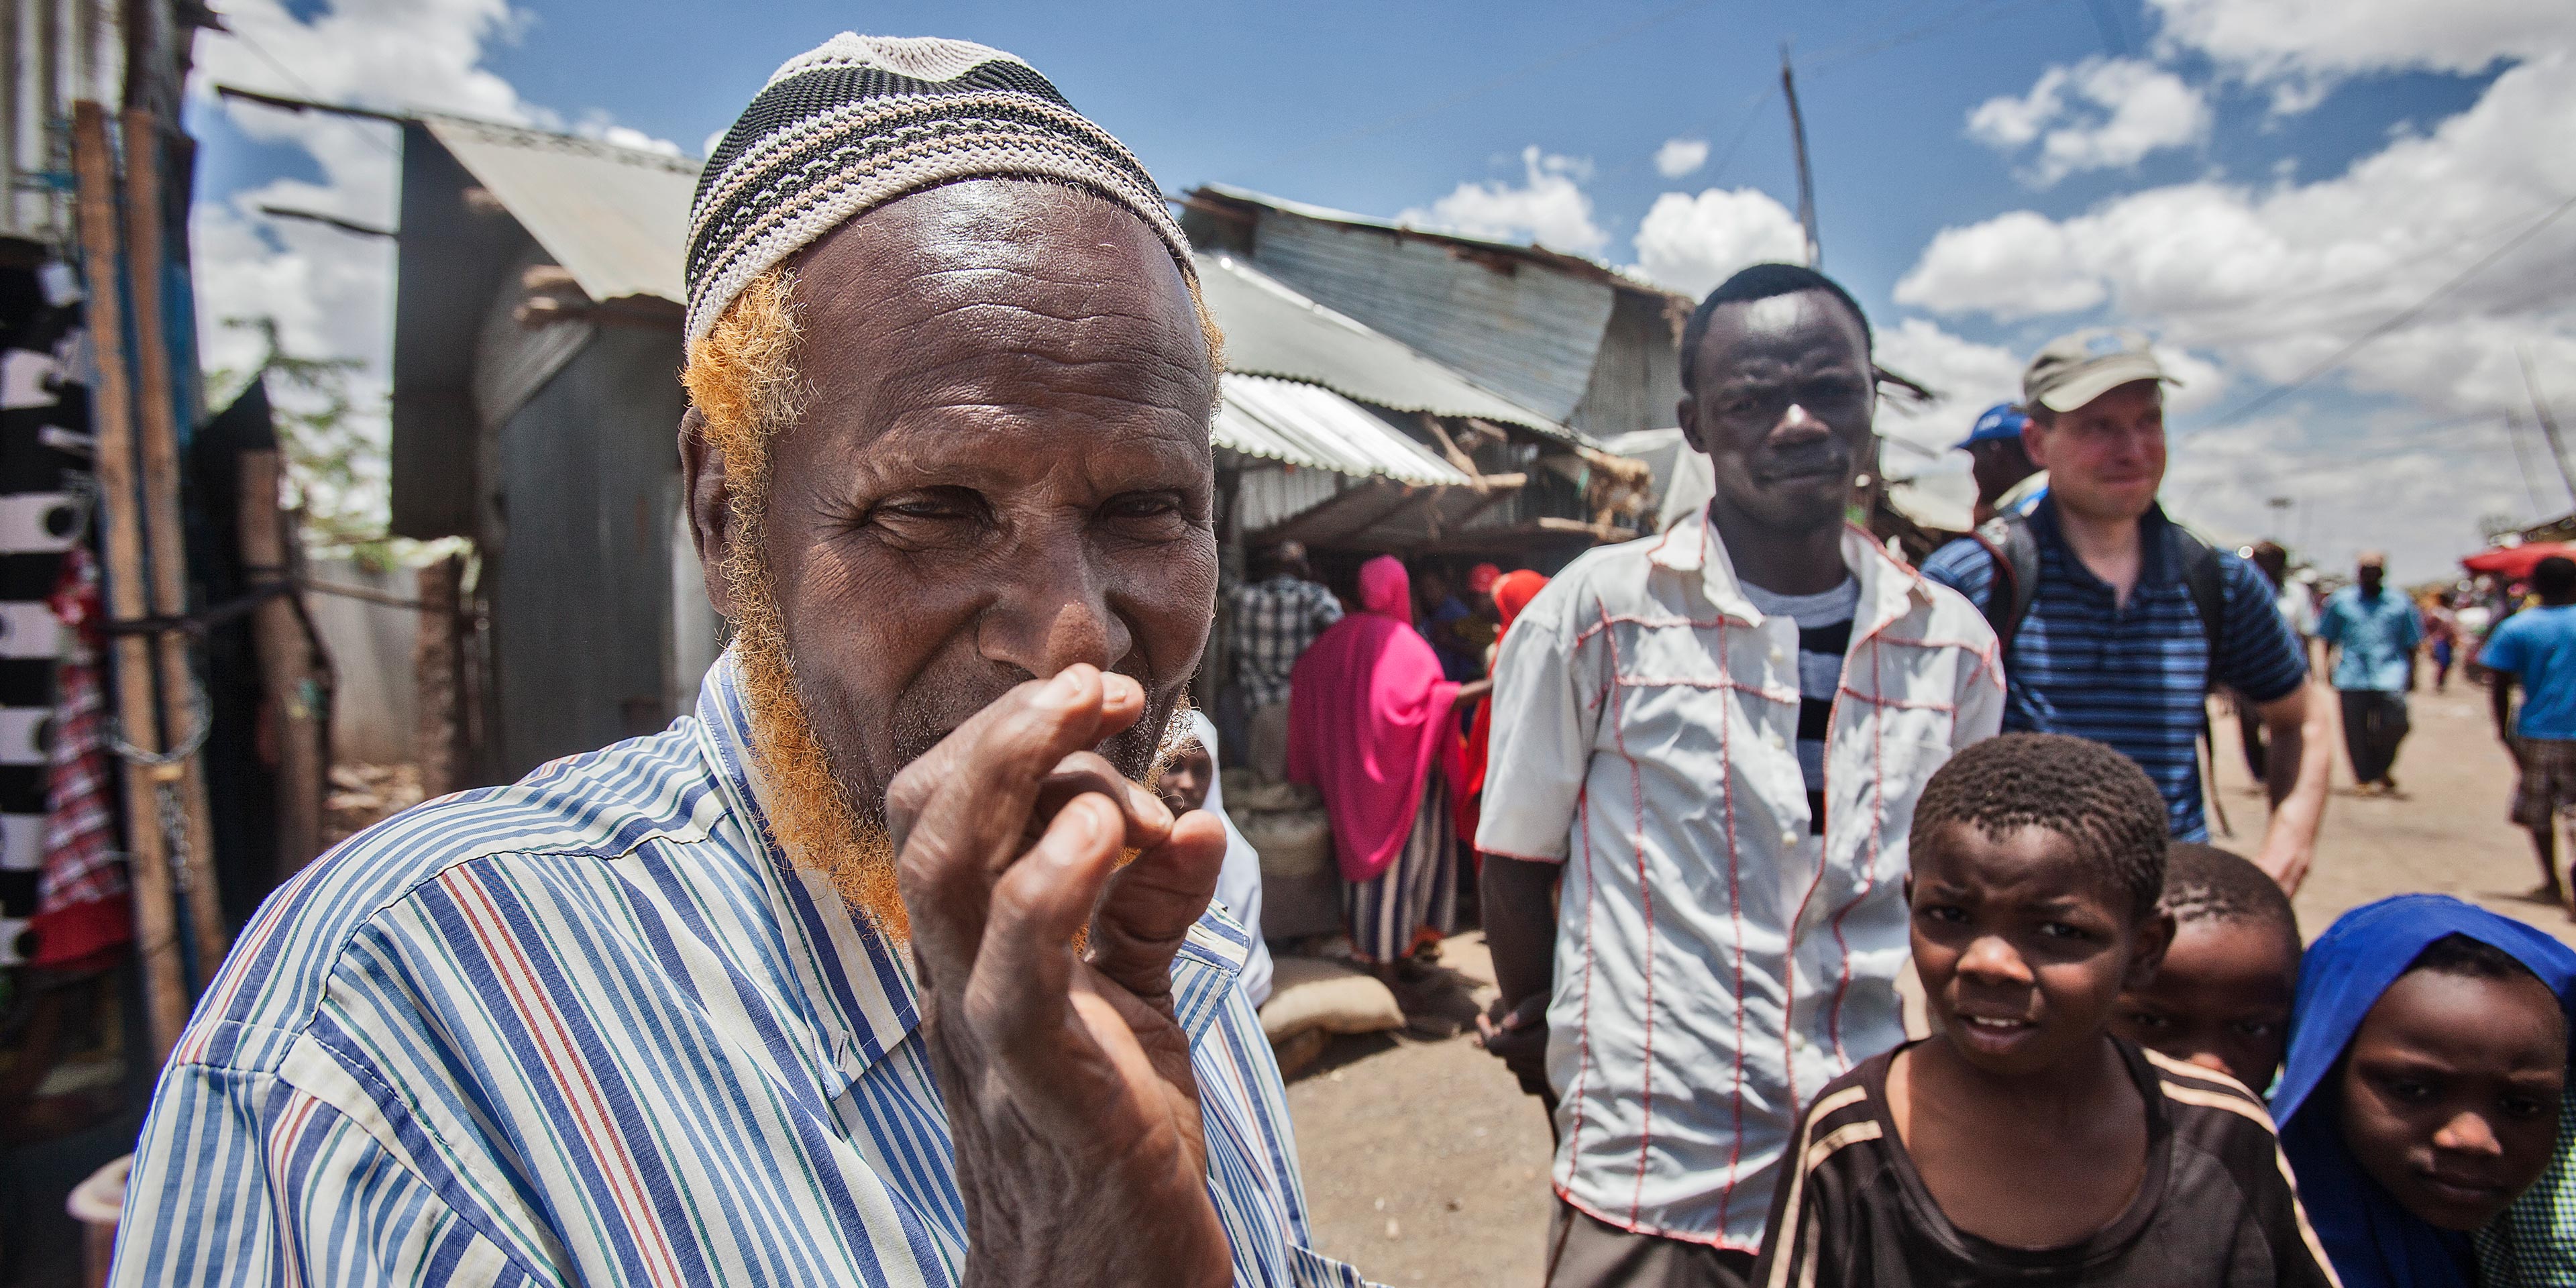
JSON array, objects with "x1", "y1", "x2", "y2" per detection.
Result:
[
  {"x1": 1196, "y1": 183, "x2": 1687, "y2": 301},
  {"x1": 1199, "y1": 252, "x2": 1580, "y2": 439},
  {"x1": 421, "y1": 115, "x2": 700, "y2": 304},
  {"x1": 1216, "y1": 375, "x2": 1470, "y2": 486}
]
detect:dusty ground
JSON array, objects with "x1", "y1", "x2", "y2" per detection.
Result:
[{"x1": 1281, "y1": 677, "x2": 2572, "y2": 1285}]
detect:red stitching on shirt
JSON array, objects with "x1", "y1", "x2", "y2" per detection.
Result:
[
  {"x1": 1830, "y1": 688, "x2": 1960, "y2": 713},
  {"x1": 1828, "y1": 635, "x2": 1889, "y2": 1061},
  {"x1": 1614, "y1": 675, "x2": 1802, "y2": 702},
  {"x1": 1596, "y1": 604, "x2": 1661, "y2": 1221},
  {"x1": 1713, "y1": 610, "x2": 1752, "y2": 1234}
]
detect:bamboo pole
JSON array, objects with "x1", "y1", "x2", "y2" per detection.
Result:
[
  {"x1": 238, "y1": 447, "x2": 324, "y2": 880},
  {"x1": 119, "y1": 105, "x2": 227, "y2": 967},
  {"x1": 68, "y1": 101, "x2": 186, "y2": 1064}
]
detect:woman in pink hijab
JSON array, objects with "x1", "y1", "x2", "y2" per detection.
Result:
[{"x1": 1288, "y1": 556, "x2": 1487, "y2": 976}]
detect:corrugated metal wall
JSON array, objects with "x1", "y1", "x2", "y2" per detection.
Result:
[
  {"x1": 1, "y1": 0, "x2": 119, "y2": 242},
  {"x1": 1568, "y1": 287, "x2": 1686, "y2": 438},
  {"x1": 483, "y1": 327, "x2": 685, "y2": 779},
  {"x1": 1248, "y1": 210, "x2": 1615, "y2": 425}
]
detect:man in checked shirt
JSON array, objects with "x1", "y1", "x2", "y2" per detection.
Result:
[
  {"x1": 1476, "y1": 263, "x2": 2004, "y2": 1287},
  {"x1": 1228, "y1": 541, "x2": 1344, "y2": 779}
]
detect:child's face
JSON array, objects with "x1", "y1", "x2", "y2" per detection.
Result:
[
  {"x1": 2337, "y1": 968, "x2": 2567, "y2": 1231},
  {"x1": 1908, "y1": 821, "x2": 2171, "y2": 1078},
  {"x1": 1157, "y1": 743, "x2": 1214, "y2": 818},
  {"x1": 2110, "y1": 916, "x2": 2298, "y2": 1091}
]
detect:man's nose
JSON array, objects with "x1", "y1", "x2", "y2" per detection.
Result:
[
  {"x1": 1770, "y1": 402, "x2": 1830, "y2": 441},
  {"x1": 1955, "y1": 935, "x2": 2032, "y2": 985},
  {"x1": 2184, "y1": 1051, "x2": 2233, "y2": 1077},
  {"x1": 2433, "y1": 1110, "x2": 2505, "y2": 1158},
  {"x1": 977, "y1": 550, "x2": 1132, "y2": 680}
]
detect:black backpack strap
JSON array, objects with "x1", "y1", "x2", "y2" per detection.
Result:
[
  {"x1": 1970, "y1": 515, "x2": 2042, "y2": 655},
  {"x1": 2170, "y1": 527, "x2": 2228, "y2": 674}
]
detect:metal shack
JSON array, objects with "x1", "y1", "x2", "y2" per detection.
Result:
[{"x1": 384, "y1": 121, "x2": 1652, "y2": 783}]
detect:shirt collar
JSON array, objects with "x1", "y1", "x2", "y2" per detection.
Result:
[
  {"x1": 1646, "y1": 504, "x2": 1931, "y2": 641},
  {"x1": 2029, "y1": 496, "x2": 2188, "y2": 586},
  {"x1": 692, "y1": 649, "x2": 921, "y2": 1091}
]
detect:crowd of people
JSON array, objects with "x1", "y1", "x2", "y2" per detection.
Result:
[
  {"x1": 100, "y1": 31, "x2": 2576, "y2": 1288},
  {"x1": 1228, "y1": 260, "x2": 2576, "y2": 1285}
]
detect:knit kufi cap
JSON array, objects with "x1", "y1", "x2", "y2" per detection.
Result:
[{"x1": 684, "y1": 34, "x2": 1193, "y2": 350}]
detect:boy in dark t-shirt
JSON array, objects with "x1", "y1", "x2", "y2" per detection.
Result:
[{"x1": 1754, "y1": 735, "x2": 2337, "y2": 1286}]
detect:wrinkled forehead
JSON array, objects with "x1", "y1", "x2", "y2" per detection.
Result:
[{"x1": 796, "y1": 181, "x2": 1212, "y2": 399}]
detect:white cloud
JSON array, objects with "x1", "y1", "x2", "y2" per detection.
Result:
[
  {"x1": 1893, "y1": 211, "x2": 2106, "y2": 319},
  {"x1": 1627, "y1": 187, "x2": 1809, "y2": 298},
  {"x1": 186, "y1": 0, "x2": 682, "y2": 535},
  {"x1": 1653, "y1": 138, "x2": 1709, "y2": 178},
  {"x1": 2149, "y1": 0, "x2": 2569, "y2": 111},
  {"x1": 1904, "y1": 50, "x2": 2576, "y2": 418},
  {"x1": 1397, "y1": 146, "x2": 1607, "y2": 254},
  {"x1": 1902, "y1": 29, "x2": 2576, "y2": 575},
  {"x1": 1967, "y1": 57, "x2": 2211, "y2": 186},
  {"x1": 1872, "y1": 317, "x2": 2025, "y2": 458}
]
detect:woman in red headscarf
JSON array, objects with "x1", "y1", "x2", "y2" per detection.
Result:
[
  {"x1": 1456, "y1": 569, "x2": 1549, "y2": 848},
  {"x1": 1288, "y1": 556, "x2": 1487, "y2": 976}
]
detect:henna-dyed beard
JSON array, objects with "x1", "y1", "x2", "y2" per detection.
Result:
[
  {"x1": 727, "y1": 555, "x2": 1199, "y2": 943},
  {"x1": 729, "y1": 567, "x2": 912, "y2": 937}
]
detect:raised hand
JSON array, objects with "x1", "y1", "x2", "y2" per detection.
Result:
[{"x1": 888, "y1": 665, "x2": 1235, "y2": 1288}]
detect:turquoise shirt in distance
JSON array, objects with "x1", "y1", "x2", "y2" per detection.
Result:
[
  {"x1": 2318, "y1": 586, "x2": 2423, "y2": 692},
  {"x1": 2483, "y1": 604, "x2": 2576, "y2": 740}
]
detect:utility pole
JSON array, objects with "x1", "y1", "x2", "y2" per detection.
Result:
[
  {"x1": 1779, "y1": 44, "x2": 1820, "y2": 268},
  {"x1": 2520, "y1": 344, "x2": 2576, "y2": 511}
]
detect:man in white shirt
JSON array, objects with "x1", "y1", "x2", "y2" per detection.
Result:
[{"x1": 1475, "y1": 264, "x2": 2004, "y2": 1286}]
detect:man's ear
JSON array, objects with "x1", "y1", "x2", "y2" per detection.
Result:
[
  {"x1": 2019, "y1": 421, "x2": 2050, "y2": 471},
  {"x1": 1676, "y1": 392, "x2": 1709, "y2": 455},
  {"x1": 678, "y1": 408, "x2": 737, "y2": 620},
  {"x1": 2125, "y1": 907, "x2": 2177, "y2": 992}
]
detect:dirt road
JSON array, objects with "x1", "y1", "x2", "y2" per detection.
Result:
[{"x1": 1279, "y1": 677, "x2": 2569, "y2": 1285}]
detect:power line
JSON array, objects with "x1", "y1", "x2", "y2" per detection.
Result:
[{"x1": 2208, "y1": 191, "x2": 2576, "y2": 427}]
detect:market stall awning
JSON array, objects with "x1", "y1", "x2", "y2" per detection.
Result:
[
  {"x1": 1214, "y1": 375, "x2": 1470, "y2": 486},
  {"x1": 2463, "y1": 542, "x2": 2576, "y2": 579}
]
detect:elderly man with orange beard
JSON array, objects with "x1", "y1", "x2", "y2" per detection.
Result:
[{"x1": 111, "y1": 36, "x2": 1368, "y2": 1288}]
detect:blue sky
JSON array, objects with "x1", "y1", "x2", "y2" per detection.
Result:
[{"x1": 182, "y1": 0, "x2": 2576, "y2": 577}]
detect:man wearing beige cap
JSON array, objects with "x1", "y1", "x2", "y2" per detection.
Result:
[
  {"x1": 2318, "y1": 549, "x2": 2424, "y2": 794},
  {"x1": 1925, "y1": 328, "x2": 2331, "y2": 890}
]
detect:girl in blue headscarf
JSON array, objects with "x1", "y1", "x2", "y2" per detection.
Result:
[{"x1": 2275, "y1": 895, "x2": 2576, "y2": 1288}]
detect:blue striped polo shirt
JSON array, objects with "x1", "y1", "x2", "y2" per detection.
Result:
[{"x1": 1921, "y1": 500, "x2": 2307, "y2": 839}]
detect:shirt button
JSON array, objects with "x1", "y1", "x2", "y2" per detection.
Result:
[
  {"x1": 1769, "y1": 646, "x2": 1786, "y2": 663},
  {"x1": 1768, "y1": 731, "x2": 1787, "y2": 749},
  {"x1": 1781, "y1": 828, "x2": 1800, "y2": 847}
]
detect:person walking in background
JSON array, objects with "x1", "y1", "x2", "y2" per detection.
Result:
[
  {"x1": 2318, "y1": 550, "x2": 2424, "y2": 796},
  {"x1": 1289, "y1": 555, "x2": 1487, "y2": 982},
  {"x1": 1923, "y1": 328, "x2": 2330, "y2": 891},
  {"x1": 1957, "y1": 401, "x2": 2047, "y2": 525},
  {"x1": 2422, "y1": 591, "x2": 2461, "y2": 692},
  {"x1": 2480, "y1": 555, "x2": 2576, "y2": 915},
  {"x1": 1478, "y1": 264, "x2": 2002, "y2": 1286},
  {"x1": 1227, "y1": 540, "x2": 1341, "y2": 782},
  {"x1": 1456, "y1": 569, "x2": 1548, "y2": 872},
  {"x1": 2234, "y1": 541, "x2": 2311, "y2": 781}
]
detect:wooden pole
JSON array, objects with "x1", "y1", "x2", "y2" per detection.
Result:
[
  {"x1": 120, "y1": 105, "x2": 228, "y2": 968},
  {"x1": 1779, "y1": 44, "x2": 1821, "y2": 268},
  {"x1": 238, "y1": 447, "x2": 325, "y2": 880},
  {"x1": 68, "y1": 101, "x2": 187, "y2": 1065},
  {"x1": 415, "y1": 555, "x2": 462, "y2": 799}
]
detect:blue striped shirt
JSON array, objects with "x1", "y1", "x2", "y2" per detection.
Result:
[
  {"x1": 111, "y1": 651, "x2": 1368, "y2": 1288},
  {"x1": 1921, "y1": 501, "x2": 2306, "y2": 839}
]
